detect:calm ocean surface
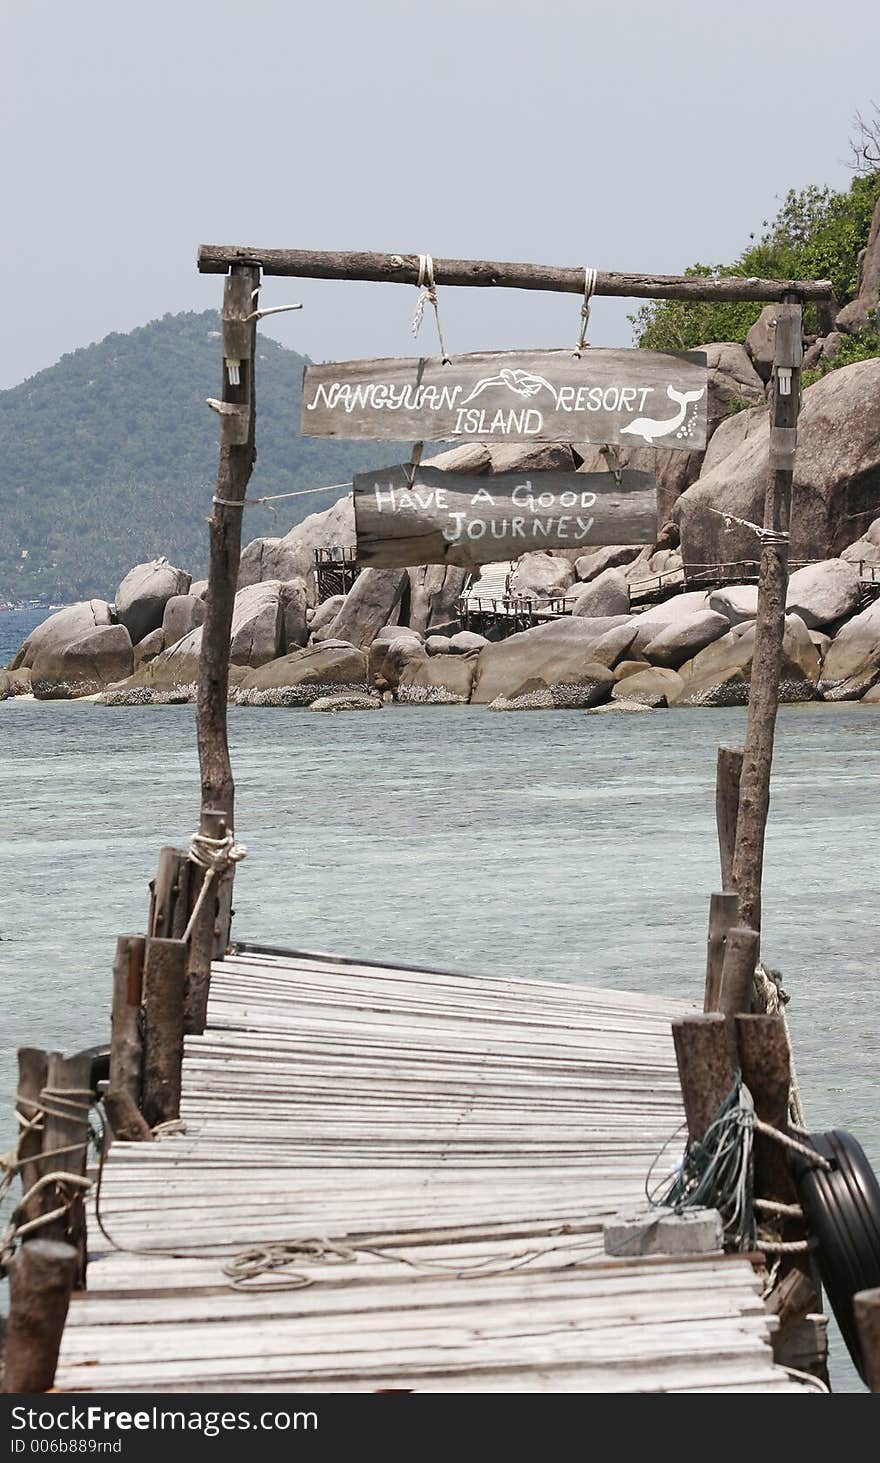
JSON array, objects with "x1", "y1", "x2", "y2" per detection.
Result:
[{"x1": 2, "y1": 608, "x2": 877, "y2": 1391}]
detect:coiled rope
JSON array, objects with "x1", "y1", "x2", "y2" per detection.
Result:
[{"x1": 647, "y1": 1072, "x2": 830, "y2": 1253}]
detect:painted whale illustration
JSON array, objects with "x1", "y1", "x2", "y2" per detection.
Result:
[
  {"x1": 620, "y1": 384, "x2": 705, "y2": 445},
  {"x1": 461, "y1": 368, "x2": 558, "y2": 404}
]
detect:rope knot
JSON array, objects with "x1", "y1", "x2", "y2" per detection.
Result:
[{"x1": 411, "y1": 252, "x2": 450, "y2": 364}]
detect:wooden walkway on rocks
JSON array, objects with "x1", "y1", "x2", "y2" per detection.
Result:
[{"x1": 54, "y1": 947, "x2": 805, "y2": 1394}]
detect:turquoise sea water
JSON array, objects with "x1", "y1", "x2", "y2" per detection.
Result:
[{"x1": 2, "y1": 607, "x2": 878, "y2": 1391}]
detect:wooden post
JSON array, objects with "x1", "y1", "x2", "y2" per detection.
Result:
[
  {"x1": 715, "y1": 745, "x2": 743, "y2": 891},
  {"x1": 854, "y1": 1288, "x2": 880, "y2": 1392},
  {"x1": 108, "y1": 935, "x2": 145, "y2": 1104},
  {"x1": 197, "y1": 265, "x2": 259, "y2": 829},
  {"x1": 671, "y1": 1014, "x2": 736, "y2": 1143},
  {"x1": 1, "y1": 1240, "x2": 78, "y2": 1393},
  {"x1": 36, "y1": 1051, "x2": 93, "y2": 1283},
  {"x1": 731, "y1": 301, "x2": 803, "y2": 935},
  {"x1": 717, "y1": 925, "x2": 760, "y2": 1023},
  {"x1": 105, "y1": 934, "x2": 153, "y2": 1142},
  {"x1": 185, "y1": 807, "x2": 229, "y2": 1037},
  {"x1": 703, "y1": 891, "x2": 740, "y2": 1011},
  {"x1": 141, "y1": 937, "x2": 188, "y2": 1127},
  {"x1": 734, "y1": 1013, "x2": 797, "y2": 1206},
  {"x1": 150, "y1": 846, "x2": 192, "y2": 939},
  {"x1": 15, "y1": 1048, "x2": 48, "y2": 1224}
]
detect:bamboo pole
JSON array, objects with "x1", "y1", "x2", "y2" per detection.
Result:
[
  {"x1": 197, "y1": 246, "x2": 835, "y2": 302},
  {"x1": 731, "y1": 301, "x2": 803, "y2": 935}
]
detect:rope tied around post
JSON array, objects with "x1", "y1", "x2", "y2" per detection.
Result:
[
  {"x1": 410, "y1": 253, "x2": 451, "y2": 364},
  {"x1": 0, "y1": 1084, "x2": 96, "y2": 1275},
  {"x1": 181, "y1": 828, "x2": 247, "y2": 945}
]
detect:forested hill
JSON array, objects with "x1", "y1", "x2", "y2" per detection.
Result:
[{"x1": 0, "y1": 311, "x2": 402, "y2": 602}]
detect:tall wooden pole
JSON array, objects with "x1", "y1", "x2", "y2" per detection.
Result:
[
  {"x1": 188, "y1": 264, "x2": 259, "y2": 1033},
  {"x1": 196, "y1": 263, "x2": 259, "y2": 826},
  {"x1": 730, "y1": 299, "x2": 803, "y2": 935}
]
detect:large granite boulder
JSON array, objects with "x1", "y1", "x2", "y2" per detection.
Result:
[
  {"x1": 397, "y1": 654, "x2": 476, "y2": 704},
  {"x1": 836, "y1": 191, "x2": 880, "y2": 332},
  {"x1": 308, "y1": 594, "x2": 346, "y2": 635},
  {"x1": 505, "y1": 550, "x2": 575, "y2": 602},
  {"x1": 841, "y1": 515, "x2": 880, "y2": 567},
  {"x1": 672, "y1": 615, "x2": 820, "y2": 706},
  {"x1": 237, "y1": 536, "x2": 303, "y2": 591},
  {"x1": 708, "y1": 584, "x2": 759, "y2": 626},
  {"x1": 611, "y1": 666, "x2": 684, "y2": 706},
  {"x1": 162, "y1": 594, "x2": 206, "y2": 648},
  {"x1": 863, "y1": 681, "x2": 880, "y2": 703},
  {"x1": 745, "y1": 305, "x2": 780, "y2": 383},
  {"x1": 229, "y1": 580, "x2": 303, "y2": 667},
  {"x1": 636, "y1": 590, "x2": 711, "y2": 625},
  {"x1": 9, "y1": 599, "x2": 113, "y2": 671},
  {"x1": 133, "y1": 628, "x2": 165, "y2": 668},
  {"x1": 241, "y1": 495, "x2": 356, "y2": 604},
  {"x1": 642, "y1": 610, "x2": 730, "y2": 669},
  {"x1": 368, "y1": 628, "x2": 427, "y2": 691},
  {"x1": 448, "y1": 630, "x2": 489, "y2": 655},
  {"x1": 818, "y1": 599, "x2": 880, "y2": 693},
  {"x1": 570, "y1": 568, "x2": 630, "y2": 618},
  {"x1": 470, "y1": 616, "x2": 628, "y2": 706},
  {"x1": 488, "y1": 663, "x2": 614, "y2": 710},
  {"x1": 115, "y1": 559, "x2": 191, "y2": 644},
  {"x1": 785, "y1": 558, "x2": 861, "y2": 628},
  {"x1": 236, "y1": 640, "x2": 368, "y2": 706},
  {"x1": 319, "y1": 567, "x2": 407, "y2": 648},
  {"x1": 509, "y1": 552, "x2": 575, "y2": 601},
  {"x1": 0, "y1": 667, "x2": 32, "y2": 698},
  {"x1": 32, "y1": 624, "x2": 133, "y2": 699},
  {"x1": 574, "y1": 545, "x2": 644, "y2": 582},
  {"x1": 675, "y1": 359, "x2": 880, "y2": 570},
  {"x1": 407, "y1": 564, "x2": 468, "y2": 634}
]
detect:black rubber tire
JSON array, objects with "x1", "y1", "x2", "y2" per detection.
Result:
[{"x1": 791, "y1": 1129, "x2": 880, "y2": 1382}]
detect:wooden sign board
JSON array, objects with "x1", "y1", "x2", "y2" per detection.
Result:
[
  {"x1": 353, "y1": 464, "x2": 657, "y2": 569},
  {"x1": 303, "y1": 348, "x2": 707, "y2": 451}
]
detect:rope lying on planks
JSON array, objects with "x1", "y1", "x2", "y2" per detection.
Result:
[
  {"x1": 181, "y1": 829, "x2": 247, "y2": 945},
  {"x1": 646, "y1": 1073, "x2": 830, "y2": 1253},
  {"x1": 0, "y1": 1087, "x2": 95, "y2": 1274}
]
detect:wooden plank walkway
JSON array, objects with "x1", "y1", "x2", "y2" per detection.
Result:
[{"x1": 55, "y1": 949, "x2": 804, "y2": 1393}]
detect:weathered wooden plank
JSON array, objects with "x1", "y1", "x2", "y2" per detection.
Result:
[
  {"x1": 301, "y1": 348, "x2": 708, "y2": 448},
  {"x1": 353, "y1": 465, "x2": 657, "y2": 567}
]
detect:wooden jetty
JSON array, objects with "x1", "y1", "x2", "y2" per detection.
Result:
[
  {"x1": 8, "y1": 247, "x2": 880, "y2": 1397},
  {"x1": 53, "y1": 948, "x2": 802, "y2": 1394}
]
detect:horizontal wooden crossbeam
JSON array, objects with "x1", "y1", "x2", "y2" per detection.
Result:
[{"x1": 197, "y1": 245, "x2": 835, "y2": 302}]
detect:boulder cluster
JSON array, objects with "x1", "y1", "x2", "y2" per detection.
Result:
[{"x1": 2, "y1": 350, "x2": 879, "y2": 713}]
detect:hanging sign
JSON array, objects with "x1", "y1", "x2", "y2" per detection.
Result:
[
  {"x1": 353, "y1": 464, "x2": 657, "y2": 568},
  {"x1": 303, "y1": 348, "x2": 707, "y2": 451}
]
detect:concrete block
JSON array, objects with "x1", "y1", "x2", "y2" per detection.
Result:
[{"x1": 603, "y1": 1206, "x2": 723, "y2": 1257}]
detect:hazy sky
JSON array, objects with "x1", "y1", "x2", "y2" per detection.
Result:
[{"x1": 2, "y1": 0, "x2": 878, "y2": 390}]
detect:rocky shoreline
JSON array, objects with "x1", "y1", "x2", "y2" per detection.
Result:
[{"x1": 3, "y1": 351, "x2": 880, "y2": 714}]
